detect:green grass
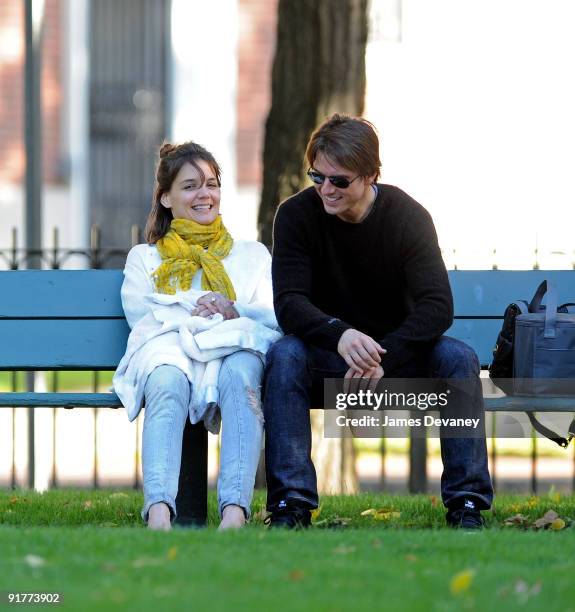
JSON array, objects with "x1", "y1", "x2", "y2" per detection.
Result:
[
  {"x1": 1, "y1": 491, "x2": 574, "y2": 611},
  {"x1": 0, "y1": 371, "x2": 114, "y2": 392}
]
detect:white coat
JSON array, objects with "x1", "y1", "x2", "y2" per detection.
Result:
[{"x1": 112, "y1": 240, "x2": 281, "y2": 433}]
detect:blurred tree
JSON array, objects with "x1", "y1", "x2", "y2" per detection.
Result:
[
  {"x1": 257, "y1": 0, "x2": 369, "y2": 494},
  {"x1": 258, "y1": 0, "x2": 369, "y2": 247}
]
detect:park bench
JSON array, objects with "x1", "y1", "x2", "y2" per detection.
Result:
[
  {"x1": 0, "y1": 269, "x2": 207, "y2": 526},
  {"x1": 1, "y1": 268, "x2": 574, "y2": 524}
]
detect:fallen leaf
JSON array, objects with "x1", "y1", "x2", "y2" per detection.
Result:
[
  {"x1": 515, "y1": 580, "x2": 528, "y2": 594},
  {"x1": 332, "y1": 545, "x2": 356, "y2": 554},
  {"x1": 549, "y1": 491, "x2": 561, "y2": 504},
  {"x1": 361, "y1": 508, "x2": 376, "y2": 516},
  {"x1": 526, "y1": 497, "x2": 539, "y2": 508},
  {"x1": 430, "y1": 496, "x2": 438, "y2": 507},
  {"x1": 450, "y1": 569, "x2": 475, "y2": 595},
  {"x1": 373, "y1": 510, "x2": 401, "y2": 521},
  {"x1": 550, "y1": 518, "x2": 566, "y2": 531},
  {"x1": 311, "y1": 506, "x2": 322, "y2": 521},
  {"x1": 9, "y1": 496, "x2": 18, "y2": 505},
  {"x1": 533, "y1": 510, "x2": 559, "y2": 530},
  {"x1": 513, "y1": 579, "x2": 542, "y2": 603},
  {"x1": 166, "y1": 546, "x2": 178, "y2": 560},
  {"x1": 503, "y1": 514, "x2": 530, "y2": 528},
  {"x1": 288, "y1": 569, "x2": 305, "y2": 582},
  {"x1": 24, "y1": 554, "x2": 46, "y2": 568},
  {"x1": 83, "y1": 500, "x2": 93, "y2": 510},
  {"x1": 252, "y1": 506, "x2": 268, "y2": 522},
  {"x1": 132, "y1": 557, "x2": 163, "y2": 568},
  {"x1": 361, "y1": 507, "x2": 401, "y2": 521}
]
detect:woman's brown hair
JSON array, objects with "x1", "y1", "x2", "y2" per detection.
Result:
[
  {"x1": 145, "y1": 141, "x2": 222, "y2": 243},
  {"x1": 305, "y1": 113, "x2": 381, "y2": 180}
]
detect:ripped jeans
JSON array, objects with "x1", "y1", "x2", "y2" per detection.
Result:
[{"x1": 141, "y1": 351, "x2": 264, "y2": 523}]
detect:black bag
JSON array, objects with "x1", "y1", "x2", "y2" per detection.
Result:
[{"x1": 489, "y1": 281, "x2": 575, "y2": 448}]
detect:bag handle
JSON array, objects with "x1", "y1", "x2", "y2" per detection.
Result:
[
  {"x1": 527, "y1": 413, "x2": 575, "y2": 448},
  {"x1": 528, "y1": 280, "x2": 558, "y2": 339},
  {"x1": 514, "y1": 300, "x2": 529, "y2": 314}
]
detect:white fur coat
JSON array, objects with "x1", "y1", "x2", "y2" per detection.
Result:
[{"x1": 112, "y1": 240, "x2": 281, "y2": 433}]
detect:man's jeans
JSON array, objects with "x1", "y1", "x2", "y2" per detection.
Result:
[{"x1": 263, "y1": 335, "x2": 494, "y2": 511}]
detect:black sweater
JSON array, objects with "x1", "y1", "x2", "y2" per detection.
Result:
[{"x1": 271, "y1": 184, "x2": 454, "y2": 375}]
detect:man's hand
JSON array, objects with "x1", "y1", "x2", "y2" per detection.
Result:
[
  {"x1": 343, "y1": 364, "x2": 384, "y2": 394},
  {"x1": 191, "y1": 292, "x2": 239, "y2": 320},
  {"x1": 337, "y1": 329, "x2": 386, "y2": 374}
]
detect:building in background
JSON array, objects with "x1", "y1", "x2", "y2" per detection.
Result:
[
  {"x1": 1, "y1": 0, "x2": 574, "y2": 265},
  {"x1": 0, "y1": 0, "x2": 277, "y2": 260}
]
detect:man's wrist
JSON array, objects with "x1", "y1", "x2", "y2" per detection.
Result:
[{"x1": 323, "y1": 319, "x2": 353, "y2": 351}]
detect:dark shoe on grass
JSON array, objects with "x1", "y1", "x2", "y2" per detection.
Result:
[
  {"x1": 265, "y1": 500, "x2": 311, "y2": 530},
  {"x1": 446, "y1": 498, "x2": 485, "y2": 530}
]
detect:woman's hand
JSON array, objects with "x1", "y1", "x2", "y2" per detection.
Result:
[
  {"x1": 337, "y1": 329, "x2": 386, "y2": 374},
  {"x1": 191, "y1": 292, "x2": 239, "y2": 320}
]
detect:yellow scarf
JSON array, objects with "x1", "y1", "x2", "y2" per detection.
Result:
[{"x1": 153, "y1": 217, "x2": 236, "y2": 299}]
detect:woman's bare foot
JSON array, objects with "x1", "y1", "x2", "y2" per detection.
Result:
[
  {"x1": 147, "y1": 502, "x2": 172, "y2": 531},
  {"x1": 218, "y1": 504, "x2": 246, "y2": 530}
]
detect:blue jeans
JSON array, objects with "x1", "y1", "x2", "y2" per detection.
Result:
[
  {"x1": 263, "y1": 335, "x2": 493, "y2": 511},
  {"x1": 141, "y1": 351, "x2": 264, "y2": 523}
]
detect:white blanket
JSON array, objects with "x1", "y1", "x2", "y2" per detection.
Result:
[{"x1": 113, "y1": 292, "x2": 281, "y2": 433}]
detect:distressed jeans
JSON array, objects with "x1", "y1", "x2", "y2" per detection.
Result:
[
  {"x1": 263, "y1": 335, "x2": 493, "y2": 511},
  {"x1": 141, "y1": 351, "x2": 264, "y2": 523}
]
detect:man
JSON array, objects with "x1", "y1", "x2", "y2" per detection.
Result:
[{"x1": 264, "y1": 113, "x2": 493, "y2": 529}]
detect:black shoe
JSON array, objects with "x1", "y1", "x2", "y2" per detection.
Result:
[
  {"x1": 446, "y1": 498, "x2": 485, "y2": 530},
  {"x1": 265, "y1": 500, "x2": 312, "y2": 530}
]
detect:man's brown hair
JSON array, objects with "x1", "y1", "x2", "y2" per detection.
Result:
[{"x1": 305, "y1": 113, "x2": 381, "y2": 180}]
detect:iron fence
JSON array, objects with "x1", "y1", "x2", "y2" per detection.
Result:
[{"x1": 1, "y1": 230, "x2": 574, "y2": 494}]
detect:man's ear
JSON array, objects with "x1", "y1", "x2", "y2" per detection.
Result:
[{"x1": 160, "y1": 194, "x2": 170, "y2": 209}]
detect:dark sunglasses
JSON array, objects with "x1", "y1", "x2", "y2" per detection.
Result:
[{"x1": 307, "y1": 169, "x2": 361, "y2": 189}]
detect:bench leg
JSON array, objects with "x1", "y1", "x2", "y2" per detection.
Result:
[{"x1": 175, "y1": 420, "x2": 208, "y2": 527}]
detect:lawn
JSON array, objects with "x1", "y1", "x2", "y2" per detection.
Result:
[{"x1": 0, "y1": 491, "x2": 573, "y2": 611}]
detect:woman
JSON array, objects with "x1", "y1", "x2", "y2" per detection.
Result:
[{"x1": 113, "y1": 141, "x2": 280, "y2": 530}]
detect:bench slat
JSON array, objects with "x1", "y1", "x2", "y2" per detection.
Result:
[
  {"x1": 446, "y1": 319, "x2": 501, "y2": 366},
  {"x1": 448, "y1": 270, "x2": 575, "y2": 317},
  {"x1": 0, "y1": 270, "x2": 125, "y2": 318},
  {"x1": 0, "y1": 319, "x2": 130, "y2": 369},
  {"x1": 0, "y1": 392, "x2": 122, "y2": 407},
  {"x1": 484, "y1": 396, "x2": 575, "y2": 412}
]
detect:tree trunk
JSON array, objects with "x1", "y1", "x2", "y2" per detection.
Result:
[
  {"x1": 258, "y1": 0, "x2": 369, "y2": 495},
  {"x1": 258, "y1": 0, "x2": 369, "y2": 247}
]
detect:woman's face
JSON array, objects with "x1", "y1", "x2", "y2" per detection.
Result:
[{"x1": 161, "y1": 160, "x2": 221, "y2": 225}]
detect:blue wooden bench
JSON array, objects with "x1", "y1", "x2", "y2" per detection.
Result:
[
  {"x1": 1, "y1": 268, "x2": 573, "y2": 514},
  {"x1": 0, "y1": 270, "x2": 207, "y2": 526}
]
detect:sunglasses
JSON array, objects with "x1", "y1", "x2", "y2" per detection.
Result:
[{"x1": 307, "y1": 169, "x2": 361, "y2": 189}]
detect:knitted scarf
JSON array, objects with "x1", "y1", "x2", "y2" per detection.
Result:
[{"x1": 153, "y1": 217, "x2": 236, "y2": 299}]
